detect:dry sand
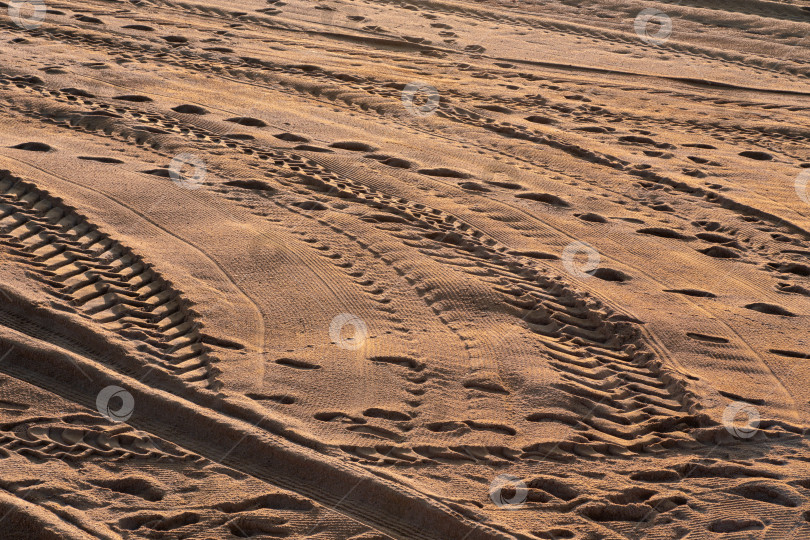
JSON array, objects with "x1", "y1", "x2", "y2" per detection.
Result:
[{"x1": 0, "y1": 0, "x2": 809, "y2": 538}]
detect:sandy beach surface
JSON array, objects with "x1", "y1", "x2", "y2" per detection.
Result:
[{"x1": 0, "y1": 0, "x2": 809, "y2": 538}]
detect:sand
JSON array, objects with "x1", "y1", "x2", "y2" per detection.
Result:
[{"x1": 0, "y1": 0, "x2": 809, "y2": 537}]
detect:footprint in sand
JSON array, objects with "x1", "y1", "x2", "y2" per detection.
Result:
[
  {"x1": 172, "y1": 104, "x2": 209, "y2": 114},
  {"x1": 78, "y1": 156, "x2": 125, "y2": 164},
  {"x1": 74, "y1": 15, "x2": 103, "y2": 24},
  {"x1": 61, "y1": 87, "x2": 95, "y2": 97},
  {"x1": 273, "y1": 132, "x2": 309, "y2": 142},
  {"x1": 738, "y1": 150, "x2": 773, "y2": 161},
  {"x1": 10, "y1": 142, "x2": 53, "y2": 152},
  {"x1": 122, "y1": 24, "x2": 154, "y2": 31},
  {"x1": 516, "y1": 192, "x2": 570, "y2": 207},
  {"x1": 162, "y1": 35, "x2": 189, "y2": 44},
  {"x1": 366, "y1": 154, "x2": 413, "y2": 169},
  {"x1": 226, "y1": 117, "x2": 267, "y2": 127},
  {"x1": 275, "y1": 358, "x2": 321, "y2": 370},
  {"x1": 418, "y1": 168, "x2": 470, "y2": 179},
  {"x1": 744, "y1": 303, "x2": 795, "y2": 317},
  {"x1": 329, "y1": 141, "x2": 377, "y2": 152},
  {"x1": 113, "y1": 94, "x2": 153, "y2": 102}
]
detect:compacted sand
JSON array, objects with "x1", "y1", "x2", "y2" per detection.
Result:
[{"x1": 0, "y1": 0, "x2": 809, "y2": 538}]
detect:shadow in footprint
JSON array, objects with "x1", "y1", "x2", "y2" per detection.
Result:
[
  {"x1": 329, "y1": 141, "x2": 377, "y2": 152},
  {"x1": 172, "y1": 104, "x2": 208, "y2": 114},
  {"x1": 274, "y1": 132, "x2": 308, "y2": 142},
  {"x1": 738, "y1": 150, "x2": 772, "y2": 161},
  {"x1": 744, "y1": 303, "x2": 795, "y2": 317},
  {"x1": 418, "y1": 168, "x2": 470, "y2": 179},
  {"x1": 114, "y1": 95, "x2": 153, "y2": 102},
  {"x1": 591, "y1": 268, "x2": 630, "y2": 282},
  {"x1": 11, "y1": 142, "x2": 53, "y2": 152},
  {"x1": 122, "y1": 24, "x2": 154, "y2": 31},
  {"x1": 516, "y1": 192, "x2": 569, "y2": 207},
  {"x1": 78, "y1": 156, "x2": 124, "y2": 164},
  {"x1": 61, "y1": 87, "x2": 95, "y2": 97},
  {"x1": 226, "y1": 117, "x2": 267, "y2": 127}
]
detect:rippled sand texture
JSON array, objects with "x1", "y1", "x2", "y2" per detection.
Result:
[{"x1": 0, "y1": 0, "x2": 809, "y2": 538}]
